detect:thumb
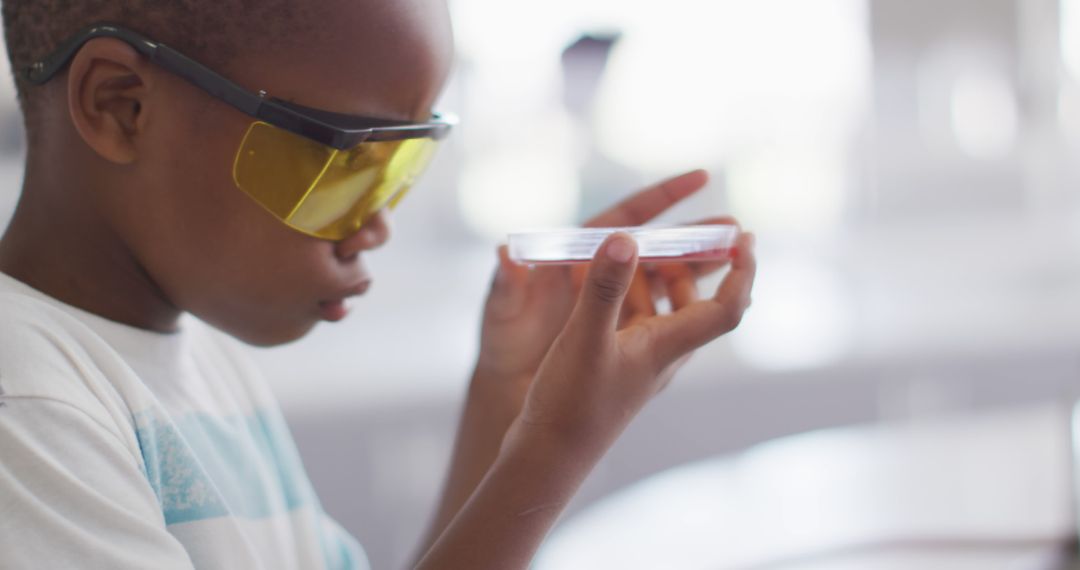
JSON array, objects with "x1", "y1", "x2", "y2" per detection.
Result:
[{"x1": 567, "y1": 232, "x2": 639, "y2": 336}]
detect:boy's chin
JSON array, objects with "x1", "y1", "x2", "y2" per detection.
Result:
[{"x1": 215, "y1": 317, "x2": 321, "y2": 348}]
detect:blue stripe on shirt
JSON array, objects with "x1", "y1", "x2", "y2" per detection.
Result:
[{"x1": 133, "y1": 409, "x2": 315, "y2": 525}]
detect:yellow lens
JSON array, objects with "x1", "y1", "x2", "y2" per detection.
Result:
[
  {"x1": 285, "y1": 137, "x2": 438, "y2": 239},
  {"x1": 233, "y1": 122, "x2": 335, "y2": 220},
  {"x1": 233, "y1": 122, "x2": 440, "y2": 240}
]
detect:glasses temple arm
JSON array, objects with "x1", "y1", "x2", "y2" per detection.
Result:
[{"x1": 24, "y1": 23, "x2": 265, "y2": 117}]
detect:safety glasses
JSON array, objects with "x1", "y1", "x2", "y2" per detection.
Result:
[{"x1": 25, "y1": 24, "x2": 456, "y2": 240}]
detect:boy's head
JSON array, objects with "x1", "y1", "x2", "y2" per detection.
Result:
[{"x1": 1, "y1": 0, "x2": 453, "y2": 345}]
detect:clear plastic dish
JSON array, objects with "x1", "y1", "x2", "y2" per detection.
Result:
[{"x1": 507, "y1": 225, "x2": 738, "y2": 265}]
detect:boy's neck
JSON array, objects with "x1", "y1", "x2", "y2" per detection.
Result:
[{"x1": 0, "y1": 169, "x2": 182, "y2": 333}]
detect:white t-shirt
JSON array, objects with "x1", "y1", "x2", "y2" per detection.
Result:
[{"x1": 0, "y1": 272, "x2": 368, "y2": 569}]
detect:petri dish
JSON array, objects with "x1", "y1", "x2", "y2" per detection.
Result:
[{"x1": 507, "y1": 225, "x2": 738, "y2": 265}]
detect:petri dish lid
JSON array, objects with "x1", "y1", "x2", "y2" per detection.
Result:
[{"x1": 508, "y1": 225, "x2": 738, "y2": 265}]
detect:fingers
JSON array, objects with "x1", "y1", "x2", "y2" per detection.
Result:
[
  {"x1": 585, "y1": 170, "x2": 709, "y2": 228},
  {"x1": 643, "y1": 216, "x2": 740, "y2": 301},
  {"x1": 642, "y1": 214, "x2": 737, "y2": 304},
  {"x1": 527, "y1": 256, "x2": 574, "y2": 298},
  {"x1": 713, "y1": 232, "x2": 756, "y2": 309},
  {"x1": 484, "y1": 246, "x2": 530, "y2": 321},
  {"x1": 567, "y1": 233, "x2": 640, "y2": 339},
  {"x1": 647, "y1": 232, "x2": 757, "y2": 365},
  {"x1": 621, "y1": 265, "x2": 658, "y2": 327},
  {"x1": 656, "y1": 263, "x2": 699, "y2": 310},
  {"x1": 682, "y1": 215, "x2": 739, "y2": 278}
]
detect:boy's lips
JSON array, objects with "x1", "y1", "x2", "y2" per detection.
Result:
[{"x1": 318, "y1": 280, "x2": 372, "y2": 322}]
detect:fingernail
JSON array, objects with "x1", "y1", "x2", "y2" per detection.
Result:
[{"x1": 606, "y1": 235, "x2": 636, "y2": 263}]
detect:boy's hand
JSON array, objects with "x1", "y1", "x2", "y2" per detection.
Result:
[
  {"x1": 473, "y1": 169, "x2": 729, "y2": 398},
  {"x1": 416, "y1": 228, "x2": 755, "y2": 570},
  {"x1": 511, "y1": 229, "x2": 756, "y2": 449},
  {"x1": 418, "y1": 170, "x2": 742, "y2": 561}
]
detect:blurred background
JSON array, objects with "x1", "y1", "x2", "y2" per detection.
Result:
[{"x1": 4, "y1": 0, "x2": 1080, "y2": 568}]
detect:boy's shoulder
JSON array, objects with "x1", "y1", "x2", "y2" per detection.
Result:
[
  {"x1": 0, "y1": 284, "x2": 95, "y2": 365},
  {"x1": 0, "y1": 283, "x2": 135, "y2": 416},
  {"x1": 0, "y1": 275, "x2": 272, "y2": 420}
]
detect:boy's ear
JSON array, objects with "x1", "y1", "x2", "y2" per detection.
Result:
[{"x1": 66, "y1": 38, "x2": 153, "y2": 165}]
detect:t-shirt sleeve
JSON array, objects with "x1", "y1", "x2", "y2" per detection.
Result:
[{"x1": 0, "y1": 395, "x2": 195, "y2": 569}]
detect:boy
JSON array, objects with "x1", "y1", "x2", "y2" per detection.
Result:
[{"x1": 0, "y1": 0, "x2": 755, "y2": 568}]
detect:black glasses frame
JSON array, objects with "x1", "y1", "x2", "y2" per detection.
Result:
[{"x1": 24, "y1": 23, "x2": 456, "y2": 150}]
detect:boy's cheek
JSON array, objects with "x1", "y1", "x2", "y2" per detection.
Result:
[{"x1": 122, "y1": 182, "x2": 335, "y2": 333}]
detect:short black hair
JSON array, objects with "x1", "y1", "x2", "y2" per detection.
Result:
[{"x1": 2, "y1": 0, "x2": 312, "y2": 124}]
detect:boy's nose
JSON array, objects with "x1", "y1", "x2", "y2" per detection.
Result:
[{"x1": 334, "y1": 209, "x2": 392, "y2": 260}]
